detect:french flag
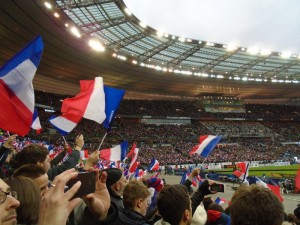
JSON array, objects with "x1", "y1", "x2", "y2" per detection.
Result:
[
  {"x1": 251, "y1": 176, "x2": 283, "y2": 202},
  {"x1": 31, "y1": 108, "x2": 42, "y2": 134},
  {"x1": 100, "y1": 141, "x2": 128, "y2": 161},
  {"x1": 102, "y1": 86, "x2": 125, "y2": 130},
  {"x1": 80, "y1": 150, "x2": 89, "y2": 161},
  {"x1": 233, "y1": 162, "x2": 249, "y2": 183},
  {"x1": 180, "y1": 172, "x2": 189, "y2": 185},
  {"x1": 49, "y1": 77, "x2": 106, "y2": 135},
  {"x1": 148, "y1": 158, "x2": 160, "y2": 171},
  {"x1": 215, "y1": 197, "x2": 226, "y2": 205},
  {"x1": 189, "y1": 135, "x2": 222, "y2": 157},
  {"x1": 0, "y1": 36, "x2": 43, "y2": 136},
  {"x1": 128, "y1": 146, "x2": 139, "y2": 173}
]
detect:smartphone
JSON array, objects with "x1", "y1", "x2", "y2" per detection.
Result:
[
  {"x1": 67, "y1": 171, "x2": 96, "y2": 198},
  {"x1": 210, "y1": 183, "x2": 225, "y2": 192}
]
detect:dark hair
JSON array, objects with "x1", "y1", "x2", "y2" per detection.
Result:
[
  {"x1": 4, "y1": 176, "x2": 41, "y2": 225},
  {"x1": 208, "y1": 203, "x2": 224, "y2": 213},
  {"x1": 157, "y1": 184, "x2": 190, "y2": 225},
  {"x1": 123, "y1": 180, "x2": 150, "y2": 210},
  {"x1": 13, "y1": 164, "x2": 46, "y2": 178},
  {"x1": 203, "y1": 196, "x2": 214, "y2": 211},
  {"x1": 230, "y1": 184, "x2": 284, "y2": 225},
  {"x1": 13, "y1": 144, "x2": 48, "y2": 169}
]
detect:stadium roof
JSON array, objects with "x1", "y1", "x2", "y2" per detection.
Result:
[{"x1": 1, "y1": 0, "x2": 300, "y2": 104}]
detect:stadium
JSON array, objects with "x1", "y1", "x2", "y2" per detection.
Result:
[{"x1": 0, "y1": 1, "x2": 300, "y2": 225}]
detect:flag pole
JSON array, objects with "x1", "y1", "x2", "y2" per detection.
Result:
[
  {"x1": 200, "y1": 157, "x2": 208, "y2": 168},
  {"x1": 62, "y1": 136, "x2": 68, "y2": 145},
  {"x1": 97, "y1": 132, "x2": 108, "y2": 150}
]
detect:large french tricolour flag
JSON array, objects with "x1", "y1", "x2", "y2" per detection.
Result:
[
  {"x1": 49, "y1": 77, "x2": 106, "y2": 135},
  {"x1": 215, "y1": 197, "x2": 226, "y2": 205},
  {"x1": 189, "y1": 135, "x2": 222, "y2": 157},
  {"x1": 100, "y1": 141, "x2": 128, "y2": 161},
  {"x1": 0, "y1": 36, "x2": 43, "y2": 136},
  {"x1": 148, "y1": 158, "x2": 160, "y2": 171}
]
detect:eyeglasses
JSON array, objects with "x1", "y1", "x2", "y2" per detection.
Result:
[{"x1": 0, "y1": 190, "x2": 17, "y2": 204}]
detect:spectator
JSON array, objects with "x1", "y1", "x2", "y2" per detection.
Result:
[
  {"x1": 0, "y1": 178, "x2": 20, "y2": 225},
  {"x1": 101, "y1": 168, "x2": 128, "y2": 210},
  {"x1": 13, "y1": 164, "x2": 49, "y2": 197},
  {"x1": 230, "y1": 184, "x2": 284, "y2": 225},
  {"x1": 12, "y1": 135, "x2": 84, "y2": 180},
  {"x1": 4, "y1": 176, "x2": 40, "y2": 225}
]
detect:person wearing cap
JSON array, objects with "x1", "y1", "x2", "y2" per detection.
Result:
[{"x1": 101, "y1": 168, "x2": 128, "y2": 210}]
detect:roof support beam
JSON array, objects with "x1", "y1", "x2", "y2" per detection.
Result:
[{"x1": 199, "y1": 50, "x2": 239, "y2": 72}]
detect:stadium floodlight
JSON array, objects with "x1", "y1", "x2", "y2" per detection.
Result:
[
  {"x1": 65, "y1": 23, "x2": 69, "y2": 27},
  {"x1": 206, "y1": 42, "x2": 215, "y2": 47},
  {"x1": 139, "y1": 22, "x2": 147, "y2": 28},
  {"x1": 157, "y1": 31, "x2": 164, "y2": 37},
  {"x1": 44, "y1": 2, "x2": 52, "y2": 9},
  {"x1": 247, "y1": 47, "x2": 259, "y2": 55},
  {"x1": 54, "y1": 12, "x2": 59, "y2": 18},
  {"x1": 281, "y1": 52, "x2": 291, "y2": 58},
  {"x1": 70, "y1": 27, "x2": 81, "y2": 38},
  {"x1": 88, "y1": 39, "x2": 105, "y2": 52},
  {"x1": 260, "y1": 49, "x2": 271, "y2": 56},
  {"x1": 132, "y1": 60, "x2": 137, "y2": 64},
  {"x1": 124, "y1": 8, "x2": 132, "y2": 16},
  {"x1": 242, "y1": 77, "x2": 248, "y2": 81},
  {"x1": 226, "y1": 44, "x2": 237, "y2": 52},
  {"x1": 178, "y1": 37, "x2": 186, "y2": 42}
]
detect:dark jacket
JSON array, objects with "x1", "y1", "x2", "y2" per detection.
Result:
[
  {"x1": 79, "y1": 202, "x2": 152, "y2": 225},
  {"x1": 185, "y1": 178, "x2": 211, "y2": 215},
  {"x1": 110, "y1": 190, "x2": 124, "y2": 211},
  {"x1": 47, "y1": 150, "x2": 80, "y2": 181}
]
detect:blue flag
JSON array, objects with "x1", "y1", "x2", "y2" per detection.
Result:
[{"x1": 102, "y1": 86, "x2": 125, "y2": 130}]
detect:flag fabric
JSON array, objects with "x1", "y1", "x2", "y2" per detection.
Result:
[
  {"x1": 296, "y1": 166, "x2": 300, "y2": 190},
  {"x1": 215, "y1": 197, "x2": 226, "y2": 205},
  {"x1": 233, "y1": 162, "x2": 250, "y2": 182},
  {"x1": 127, "y1": 142, "x2": 137, "y2": 158},
  {"x1": 250, "y1": 176, "x2": 283, "y2": 202},
  {"x1": 180, "y1": 172, "x2": 189, "y2": 185},
  {"x1": 31, "y1": 108, "x2": 42, "y2": 134},
  {"x1": 128, "y1": 147, "x2": 139, "y2": 173},
  {"x1": 0, "y1": 36, "x2": 43, "y2": 136},
  {"x1": 102, "y1": 86, "x2": 125, "y2": 130},
  {"x1": 129, "y1": 161, "x2": 140, "y2": 174},
  {"x1": 148, "y1": 158, "x2": 160, "y2": 171},
  {"x1": 100, "y1": 141, "x2": 128, "y2": 161},
  {"x1": 49, "y1": 77, "x2": 106, "y2": 135},
  {"x1": 189, "y1": 135, "x2": 222, "y2": 157},
  {"x1": 80, "y1": 150, "x2": 89, "y2": 161}
]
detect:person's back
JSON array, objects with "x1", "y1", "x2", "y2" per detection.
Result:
[{"x1": 230, "y1": 184, "x2": 284, "y2": 225}]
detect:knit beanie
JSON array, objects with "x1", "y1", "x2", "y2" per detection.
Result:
[{"x1": 102, "y1": 168, "x2": 123, "y2": 187}]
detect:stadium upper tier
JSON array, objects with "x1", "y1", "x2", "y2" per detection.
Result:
[{"x1": 0, "y1": 1, "x2": 300, "y2": 104}]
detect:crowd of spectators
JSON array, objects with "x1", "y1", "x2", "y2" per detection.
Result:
[{"x1": 24, "y1": 92, "x2": 300, "y2": 167}]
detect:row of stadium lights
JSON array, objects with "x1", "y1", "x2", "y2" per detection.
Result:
[{"x1": 44, "y1": 2, "x2": 299, "y2": 84}]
